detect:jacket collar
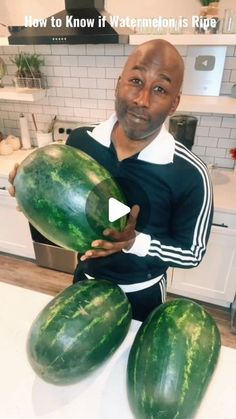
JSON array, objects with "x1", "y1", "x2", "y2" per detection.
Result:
[{"x1": 87, "y1": 113, "x2": 175, "y2": 164}]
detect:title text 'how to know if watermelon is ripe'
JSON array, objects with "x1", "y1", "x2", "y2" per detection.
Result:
[{"x1": 14, "y1": 144, "x2": 127, "y2": 253}]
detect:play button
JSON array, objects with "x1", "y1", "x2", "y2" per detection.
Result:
[{"x1": 108, "y1": 198, "x2": 130, "y2": 222}]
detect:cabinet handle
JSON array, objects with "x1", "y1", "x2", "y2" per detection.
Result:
[
  {"x1": 0, "y1": 186, "x2": 6, "y2": 190},
  {"x1": 212, "y1": 223, "x2": 228, "y2": 228}
]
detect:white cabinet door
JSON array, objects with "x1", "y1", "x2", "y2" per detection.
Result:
[
  {"x1": 0, "y1": 190, "x2": 35, "y2": 259},
  {"x1": 167, "y1": 226, "x2": 236, "y2": 307}
]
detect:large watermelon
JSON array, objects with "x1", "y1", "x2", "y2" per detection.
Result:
[
  {"x1": 127, "y1": 298, "x2": 221, "y2": 419},
  {"x1": 27, "y1": 279, "x2": 132, "y2": 385},
  {"x1": 14, "y1": 144, "x2": 127, "y2": 253}
]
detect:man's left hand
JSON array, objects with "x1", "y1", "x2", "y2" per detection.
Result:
[{"x1": 80, "y1": 205, "x2": 140, "y2": 261}]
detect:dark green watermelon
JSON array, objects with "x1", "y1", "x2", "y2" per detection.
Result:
[
  {"x1": 127, "y1": 298, "x2": 221, "y2": 419},
  {"x1": 14, "y1": 144, "x2": 127, "y2": 253},
  {"x1": 27, "y1": 279, "x2": 132, "y2": 385}
]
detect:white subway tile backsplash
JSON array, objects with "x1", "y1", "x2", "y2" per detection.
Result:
[
  {"x1": 105, "y1": 44, "x2": 124, "y2": 56},
  {"x1": 65, "y1": 98, "x2": 80, "y2": 108},
  {"x1": 79, "y1": 55, "x2": 96, "y2": 67},
  {"x1": 44, "y1": 55, "x2": 61, "y2": 66},
  {"x1": 225, "y1": 57, "x2": 236, "y2": 70},
  {"x1": 68, "y1": 45, "x2": 86, "y2": 55},
  {"x1": 218, "y1": 138, "x2": 236, "y2": 148},
  {"x1": 196, "y1": 136, "x2": 218, "y2": 147},
  {"x1": 47, "y1": 76, "x2": 63, "y2": 87},
  {"x1": 209, "y1": 127, "x2": 230, "y2": 138},
  {"x1": 89, "y1": 89, "x2": 106, "y2": 99},
  {"x1": 0, "y1": 43, "x2": 235, "y2": 169},
  {"x1": 81, "y1": 98, "x2": 98, "y2": 109},
  {"x1": 63, "y1": 77, "x2": 79, "y2": 88},
  {"x1": 70, "y1": 67, "x2": 87, "y2": 77},
  {"x1": 96, "y1": 56, "x2": 114, "y2": 67},
  {"x1": 56, "y1": 87, "x2": 73, "y2": 97},
  {"x1": 54, "y1": 66, "x2": 70, "y2": 77},
  {"x1": 222, "y1": 117, "x2": 236, "y2": 128},
  {"x1": 230, "y1": 70, "x2": 236, "y2": 82},
  {"x1": 73, "y1": 107, "x2": 90, "y2": 118},
  {"x1": 230, "y1": 129, "x2": 236, "y2": 139},
  {"x1": 97, "y1": 78, "x2": 115, "y2": 89},
  {"x1": 87, "y1": 45, "x2": 105, "y2": 56},
  {"x1": 196, "y1": 126, "x2": 210, "y2": 136},
  {"x1": 105, "y1": 67, "x2": 121, "y2": 79},
  {"x1": 72, "y1": 88, "x2": 89, "y2": 98},
  {"x1": 200, "y1": 116, "x2": 221, "y2": 127},
  {"x1": 51, "y1": 45, "x2": 69, "y2": 55},
  {"x1": 61, "y1": 55, "x2": 78, "y2": 67},
  {"x1": 57, "y1": 107, "x2": 75, "y2": 117},
  {"x1": 34, "y1": 45, "x2": 51, "y2": 55},
  {"x1": 80, "y1": 78, "x2": 97, "y2": 88},
  {"x1": 215, "y1": 157, "x2": 234, "y2": 168},
  {"x1": 206, "y1": 147, "x2": 226, "y2": 157},
  {"x1": 88, "y1": 67, "x2": 105, "y2": 78},
  {"x1": 97, "y1": 99, "x2": 114, "y2": 110},
  {"x1": 49, "y1": 97, "x2": 65, "y2": 107}
]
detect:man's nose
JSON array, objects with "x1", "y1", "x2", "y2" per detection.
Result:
[{"x1": 134, "y1": 88, "x2": 151, "y2": 107}]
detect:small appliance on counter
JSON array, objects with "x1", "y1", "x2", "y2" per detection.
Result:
[{"x1": 169, "y1": 114, "x2": 198, "y2": 151}]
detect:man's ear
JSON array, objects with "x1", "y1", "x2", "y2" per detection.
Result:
[
  {"x1": 168, "y1": 94, "x2": 181, "y2": 116},
  {"x1": 115, "y1": 76, "x2": 121, "y2": 97}
]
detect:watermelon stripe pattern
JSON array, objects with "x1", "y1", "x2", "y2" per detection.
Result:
[
  {"x1": 14, "y1": 144, "x2": 127, "y2": 253},
  {"x1": 127, "y1": 298, "x2": 221, "y2": 419},
  {"x1": 147, "y1": 142, "x2": 213, "y2": 267},
  {"x1": 27, "y1": 279, "x2": 132, "y2": 385}
]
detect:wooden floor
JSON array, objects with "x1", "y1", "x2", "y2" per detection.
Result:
[{"x1": 0, "y1": 252, "x2": 236, "y2": 349}]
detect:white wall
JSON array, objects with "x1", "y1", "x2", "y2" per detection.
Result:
[{"x1": 1, "y1": 0, "x2": 236, "y2": 26}]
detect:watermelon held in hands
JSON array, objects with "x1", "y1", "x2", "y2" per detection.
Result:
[
  {"x1": 27, "y1": 279, "x2": 132, "y2": 385},
  {"x1": 14, "y1": 144, "x2": 127, "y2": 253},
  {"x1": 127, "y1": 298, "x2": 221, "y2": 419}
]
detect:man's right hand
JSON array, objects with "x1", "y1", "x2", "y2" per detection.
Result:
[{"x1": 8, "y1": 163, "x2": 19, "y2": 197}]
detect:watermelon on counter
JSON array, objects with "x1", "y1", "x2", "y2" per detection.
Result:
[
  {"x1": 27, "y1": 279, "x2": 132, "y2": 385},
  {"x1": 127, "y1": 298, "x2": 221, "y2": 419},
  {"x1": 14, "y1": 144, "x2": 127, "y2": 253}
]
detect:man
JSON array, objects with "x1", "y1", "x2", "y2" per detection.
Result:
[
  {"x1": 9, "y1": 40, "x2": 213, "y2": 321},
  {"x1": 66, "y1": 39, "x2": 213, "y2": 320}
]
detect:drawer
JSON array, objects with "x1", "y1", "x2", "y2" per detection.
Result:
[{"x1": 213, "y1": 211, "x2": 236, "y2": 230}]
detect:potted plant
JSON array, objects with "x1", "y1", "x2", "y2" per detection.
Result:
[{"x1": 10, "y1": 52, "x2": 45, "y2": 89}]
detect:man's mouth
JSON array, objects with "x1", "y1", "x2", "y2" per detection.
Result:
[{"x1": 127, "y1": 110, "x2": 149, "y2": 122}]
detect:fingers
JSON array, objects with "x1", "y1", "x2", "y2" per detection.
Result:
[
  {"x1": 124, "y1": 204, "x2": 140, "y2": 231},
  {"x1": 8, "y1": 163, "x2": 19, "y2": 185},
  {"x1": 7, "y1": 184, "x2": 16, "y2": 197}
]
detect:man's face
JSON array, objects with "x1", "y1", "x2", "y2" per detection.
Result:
[{"x1": 115, "y1": 45, "x2": 183, "y2": 141}]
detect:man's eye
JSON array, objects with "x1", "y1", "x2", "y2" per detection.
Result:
[
  {"x1": 130, "y1": 78, "x2": 142, "y2": 85},
  {"x1": 154, "y1": 86, "x2": 166, "y2": 94}
]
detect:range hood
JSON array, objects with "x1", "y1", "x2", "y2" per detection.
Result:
[{"x1": 8, "y1": 0, "x2": 131, "y2": 45}]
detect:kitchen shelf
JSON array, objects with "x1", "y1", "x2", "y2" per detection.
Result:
[
  {"x1": 129, "y1": 34, "x2": 236, "y2": 46},
  {"x1": 0, "y1": 86, "x2": 47, "y2": 102},
  {"x1": 0, "y1": 37, "x2": 8, "y2": 46},
  {"x1": 178, "y1": 95, "x2": 236, "y2": 114}
]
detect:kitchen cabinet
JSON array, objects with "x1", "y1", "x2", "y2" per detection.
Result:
[
  {"x1": 167, "y1": 210, "x2": 236, "y2": 307},
  {"x1": 0, "y1": 175, "x2": 35, "y2": 259}
]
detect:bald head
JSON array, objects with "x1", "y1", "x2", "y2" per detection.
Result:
[
  {"x1": 115, "y1": 39, "x2": 185, "y2": 142},
  {"x1": 122, "y1": 39, "x2": 184, "y2": 93}
]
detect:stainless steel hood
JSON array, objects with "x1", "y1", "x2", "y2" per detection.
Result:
[{"x1": 8, "y1": 0, "x2": 131, "y2": 45}]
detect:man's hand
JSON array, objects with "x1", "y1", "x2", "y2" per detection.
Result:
[
  {"x1": 8, "y1": 163, "x2": 19, "y2": 197},
  {"x1": 80, "y1": 205, "x2": 140, "y2": 261}
]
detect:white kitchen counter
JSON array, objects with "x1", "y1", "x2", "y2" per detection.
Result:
[{"x1": 0, "y1": 281, "x2": 236, "y2": 419}]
